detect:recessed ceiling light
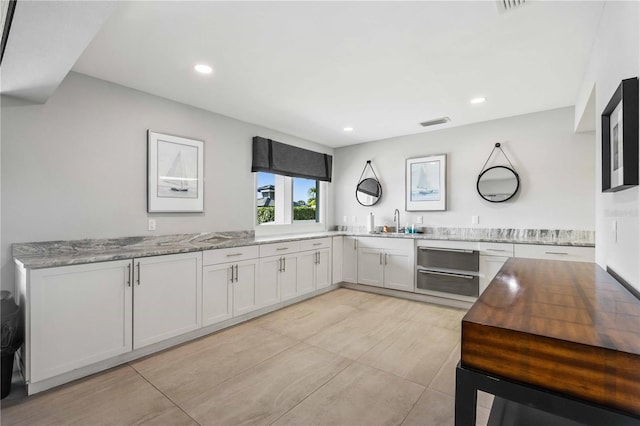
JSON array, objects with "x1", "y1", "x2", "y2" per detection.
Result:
[
  {"x1": 470, "y1": 97, "x2": 486, "y2": 104},
  {"x1": 194, "y1": 64, "x2": 213, "y2": 74},
  {"x1": 343, "y1": 127, "x2": 354, "y2": 132}
]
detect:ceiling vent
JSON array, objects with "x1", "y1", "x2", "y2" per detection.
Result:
[
  {"x1": 420, "y1": 117, "x2": 451, "y2": 127},
  {"x1": 496, "y1": 0, "x2": 526, "y2": 14}
]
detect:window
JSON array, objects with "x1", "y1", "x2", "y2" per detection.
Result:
[
  {"x1": 292, "y1": 177, "x2": 319, "y2": 222},
  {"x1": 256, "y1": 173, "x2": 321, "y2": 226}
]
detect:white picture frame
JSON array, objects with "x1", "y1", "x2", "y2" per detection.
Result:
[
  {"x1": 148, "y1": 131, "x2": 204, "y2": 212},
  {"x1": 406, "y1": 154, "x2": 447, "y2": 211}
]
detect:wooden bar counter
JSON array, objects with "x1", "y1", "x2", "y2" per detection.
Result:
[{"x1": 460, "y1": 258, "x2": 640, "y2": 421}]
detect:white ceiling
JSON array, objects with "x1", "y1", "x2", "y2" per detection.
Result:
[{"x1": 15, "y1": 1, "x2": 607, "y2": 147}]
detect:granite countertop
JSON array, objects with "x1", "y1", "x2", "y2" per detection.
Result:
[{"x1": 13, "y1": 227, "x2": 594, "y2": 269}]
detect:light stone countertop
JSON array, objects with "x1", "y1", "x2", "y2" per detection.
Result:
[{"x1": 13, "y1": 227, "x2": 594, "y2": 270}]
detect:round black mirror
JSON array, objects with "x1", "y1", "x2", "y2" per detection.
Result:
[
  {"x1": 356, "y1": 178, "x2": 382, "y2": 206},
  {"x1": 477, "y1": 166, "x2": 520, "y2": 203}
]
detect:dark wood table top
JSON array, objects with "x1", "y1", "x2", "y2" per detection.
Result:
[{"x1": 461, "y1": 258, "x2": 640, "y2": 416}]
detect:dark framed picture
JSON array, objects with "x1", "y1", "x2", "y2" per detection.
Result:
[
  {"x1": 148, "y1": 131, "x2": 204, "y2": 212},
  {"x1": 601, "y1": 77, "x2": 638, "y2": 192}
]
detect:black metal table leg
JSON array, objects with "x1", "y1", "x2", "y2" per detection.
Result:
[{"x1": 455, "y1": 363, "x2": 477, "y2": 426}]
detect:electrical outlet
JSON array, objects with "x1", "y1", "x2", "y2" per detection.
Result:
[
  {"x1": 352, "y1": 215, "x2": 357, "y2": 223},
  {"x1": 343, "y1": 216, "x2": 348, "y2": 223},
  {"x1": 416, "y1": 216, "x2": 423, "y2": 224},
  {"x1": 148, "y1": 219, "x2": 156, "y2": 231},
  {"x1": 472, "y1": 215, "x2": 479, "y2": 225}
]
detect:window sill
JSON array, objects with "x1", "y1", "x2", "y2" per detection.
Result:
[{"x1": 254, "y1": 222, "x2": 326, "y2": 237}]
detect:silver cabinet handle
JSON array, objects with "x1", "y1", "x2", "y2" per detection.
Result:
[
  {"x1": 379, "y1": 252, "x2": 382, "y2": 265},
  {"x1": 277, "y1": 247, "x2": 288, "y2": 251},
  {"x1": 127, "y1": 263, "x2": 131, "y2": 287},
  {"x1": 226, "y1": 253, "x2": 243, "y2": 257},
  {"x1": 419, "y1": 247, "x2": 474, "y2": 254},
  {"x1": 230, "y1": 265, "x2": 234, "y2": 283},
  {"x1": 313, "y1": 242, "x2": 322, "y2": 246},
  {"x1": 384, "y1": 253, "x2": 388, "y2": 265},
  {"x1": 283, "y1": 257, "x2": 286, "y2": 272},
  {"x1": 278, "y1": 257, "x2": 282, "y2": 272},
  {"x1": 545, "y1": 251, "x2": 568, "y2": 255},
  {"x1": 418, "y1": 269, "x2": 474, "y2": 280},
  {"x1": 136, "y1": 262, "x2": 141, "y2": 285},
  {"x1": 487, "y1": 249, "x2": 509, "y2": 252},
  {"x1": 234, "y1": 264, "x2": 239, "y2": 282}
]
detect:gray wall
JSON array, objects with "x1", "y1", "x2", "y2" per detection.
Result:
[
  {"x1": 334, "y1": 107, "x2": 595, "y2": 231},
  {"x1": 0, "y1": 72, "x2": 334, "y2": 290},
  {"x1": 575, "y1": 0, "x2": 639, "y2": 290}
]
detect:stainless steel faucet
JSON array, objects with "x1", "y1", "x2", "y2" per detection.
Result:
[{"x1": 393, "y1": 209, "x2": 400, "y2": 233}]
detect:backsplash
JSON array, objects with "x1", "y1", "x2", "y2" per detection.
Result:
[{"x1": 333, "y1": 226, "x2": 595, "y2": 246}]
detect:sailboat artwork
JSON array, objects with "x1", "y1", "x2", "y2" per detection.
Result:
[
  {"x1": 157, "y1": 140, "x2": 198, "y2": 199},
  {"x1": 411, "y1": 161, "x2": 440, "y2": 201}
]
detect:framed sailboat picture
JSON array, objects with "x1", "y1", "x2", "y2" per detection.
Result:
[
  {"x1": 148, "y1": 131, "x2": 204, "y2": 212},
  {"x1": 405, "y1": 154, "x2": 446, "y2": 211}
]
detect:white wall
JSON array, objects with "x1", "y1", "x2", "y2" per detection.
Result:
[
  {"x1": 575, "y1": 0, "x2": 639, "y2": 291},
  {"x1": 0, "y1": 72, "x2": 334, "y2": 290},
  {"x1": 334, "y1": 107, "x2": 595, "y2": 231}
]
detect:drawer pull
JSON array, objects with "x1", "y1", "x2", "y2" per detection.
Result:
[
  {"x1": 127, "y1": 264, "x2": 131, "y2": 287},
  {"x1": 276, "y1": 247, "x2": 289, "y2": 251},
  {"x1": 487, "y1": 249, "x2": 509, "y2": 252},
  {"x1": 313, "y1": 243, "x2": 323, "y2": 246},
  {"x1": 419, "y1": 247, "x2": 474, "y2": 254},
  {"x1": 545, "y1": 251, "x2": 568, "y2": 255},
  {"x1": 226, "y1": 253, "x2": 243, "y2": 257},
  {"x1": 418, "y1": 269, "x2": 474, "y2": 280}
]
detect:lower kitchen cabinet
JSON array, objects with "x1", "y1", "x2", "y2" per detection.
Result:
[
  {"x1": 133, "y1": 252, "x2": 202, "y2": 349},
  {"x1": 260, "y1": 255, "x2": 293, "y2": 304},
  {"x1": 357, "y1": 237, "x2": 414, "y2": 291},
  {"x1": 27, "y1": 260, "x2": 133, "y2": 383},
  {"x1": 479, "y1": 255, "x2": 509, "y2": 295},
  {"x1": 342, "y1": 236, "x2": 358, "y2": 283},
  {"x1": 298, "y1": 248, "x2": 332, "y2": 293}
]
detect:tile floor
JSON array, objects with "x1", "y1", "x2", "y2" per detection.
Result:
[{"x1": 0, "y1": 288, "x2": 493, "y2": 425}]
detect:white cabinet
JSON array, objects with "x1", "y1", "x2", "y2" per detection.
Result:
[
  {"x1": 263, "y1": 254, "x2": 296, "y2": 303},
  {"x1": 357, "y1": 237, "x2": 414, "y2": 291},
  {"x1": 342, "y1": 236, "x2": 358, "y2": 283},
  {"x1": 203, "y1": 246, "x2": 260, "y2": 325},
  {"x1": 478, "y1": 242, "x2": 513, "y2": 296},
  {"x1": 133, "y1": 252, "x2": 202, "y2": 349},
  {"x1": 28, "y1": 260, "x2": 133, "y2": 383},
  {"x1": 298, "y1": 247, "x2": 332, "y2": 293},
  {"x1": 357, "y1": 248, "x2": 384, "y2": 287},
  {"x1": 514, "y1": 244, "x2": 594, "y2": 262},
  {"x1": 332, "y1": 236, "x2": 343, "y2": 284}
]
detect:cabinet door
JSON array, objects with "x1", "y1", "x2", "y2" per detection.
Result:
[
  {"x1": 343, "y1": 236, "x2": 358, "y2": 283},
  {"x1": 479, "y1": 255, "x2": 508, "y2": 295},
  {"x1": 278, "y1": 255, "x2": 298, "y2": 303},
  {"x1": 332, "y1": 236, "x2": 343, "y2": 284},
  {"x1": 358, "y1": 248, "x2": 384, "y2": 287},
  {"x1": 29, "y1": 260, "x2": 132, "y2": 382},
  {"x1": 296, "y1": 251, "x2": 316, "y2": 297},
  {"x1": 234, "y1": 259, "x2": 260, "y2": 315},
  {"x1": 258, "y1": 257, "x2": 280, "y2": 309},
  {"x1": 202, "y1": 263, "x2": 233, "y2": 326},
  {"x1": 384, "y1": 249, "x2": 414, "y2": 292},
  {"x1": 134, "y1": 252, "x2": 201, "y2": 349},
  {"x1": 316, "y1": 249, "x2": 332, "y2": 290}
]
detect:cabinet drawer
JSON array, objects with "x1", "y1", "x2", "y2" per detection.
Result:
[
  {"x1": 417, "y1": 246, "x2": 479, "y2": 272},
  {"x1": 299, "y1": 237, "x2": 332, "y2": 252},
  {"x1": 259, "y1": 241, "x2": 301, "y2": 258},
  {"x1": 358, "y1": 236, "x2": 413, "y2": 250},
  {"x1": 416, "y1": 269, "x2": 479, "y2": 297},
  {"x1": 514, "y1": 244, "x2": 594, "y2": 263},
  {"x1": 203, "y1": 245, "x2": 259, "y2": 266},
  {"x1": 478, "y1": 242, "x2": 514, "y2": 257}
]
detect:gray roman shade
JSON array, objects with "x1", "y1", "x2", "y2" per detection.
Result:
[{"x1": 252, "y1": 136, "x2": 332, "y2": 182}]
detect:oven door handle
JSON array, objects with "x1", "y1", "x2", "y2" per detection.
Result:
[
  {"x1": 418, "y1": 247, "x2": 475, "y2": 254},
  {"x1": 418, "y1": 269, "x2": 475, "y2": 280}
]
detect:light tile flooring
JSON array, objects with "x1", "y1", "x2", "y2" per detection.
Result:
[{"x1": 1, "y1": 288, "x2": 494, "y2": 425}]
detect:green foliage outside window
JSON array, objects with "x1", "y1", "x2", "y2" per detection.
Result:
[{"x1": 257, "y1": 206, "x2": 317, "y2": 224}]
